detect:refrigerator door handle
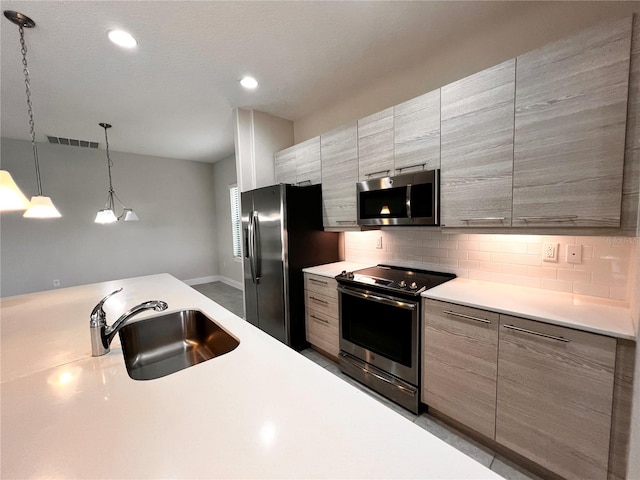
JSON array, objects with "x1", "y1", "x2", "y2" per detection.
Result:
[
  {"x1": 248, "y1": 211, "x2": 257, "y2": 284},
  {"x1": 253, "y1": 211, "x2": 261, "y2": 283}
]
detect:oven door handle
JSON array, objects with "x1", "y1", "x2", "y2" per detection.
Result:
[{"x1": 337, "y1": 285, "x2": 417, "y2": 310}]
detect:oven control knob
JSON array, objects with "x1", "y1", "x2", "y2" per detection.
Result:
[
  {"x1": 398, "y1": 280, "x2": 407, "y2": 288},
  {"x1": 346, "y1": 271, "x2": 355, "y2": 279},
  {"x1": 409, "y1": 282, "x2": 418, "y2": 290},
  {"x1": 340, "y1": 270, "x2": 347, "y2": 277}
]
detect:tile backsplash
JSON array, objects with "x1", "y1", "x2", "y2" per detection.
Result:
[{"x1": 344, "y1": 229, "x2": 637, "y2": 301}]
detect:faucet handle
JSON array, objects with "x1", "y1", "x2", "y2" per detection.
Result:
[{"x1": 90, "y1": 288, "x2": 123, "y2": 326}]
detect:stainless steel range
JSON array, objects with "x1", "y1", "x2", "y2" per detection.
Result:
[{"x1": 335, "y1": 265, "x2": 455, "y2": 413}]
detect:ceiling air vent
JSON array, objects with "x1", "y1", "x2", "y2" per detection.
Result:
[{"x1": 47, "y1": 136, "x2": 99, "y2": 149}]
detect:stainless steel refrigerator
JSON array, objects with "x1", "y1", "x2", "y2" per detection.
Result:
[{"x1": 241, "y1": 183, "x2": 339, "y2": 349}]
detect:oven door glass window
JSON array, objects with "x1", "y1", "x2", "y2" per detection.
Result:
[{"x1": 341, "y1": 292, "x2": 414, "y2": 367}]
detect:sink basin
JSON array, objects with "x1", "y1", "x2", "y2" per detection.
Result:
[{"x1": 118, "y1": 309, "x2": 239, "y2": 380}]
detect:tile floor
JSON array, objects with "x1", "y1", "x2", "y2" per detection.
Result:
[
  {"x1": 191, "y1": 281, "x2": 245, "y2": 318},
  {"x1": 194, "y1": 281, "x2": 540, "y2": 480}
]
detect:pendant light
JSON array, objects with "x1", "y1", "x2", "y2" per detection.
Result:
[
  {"x1": 0, "y1": 170, "x2": 30, "y2": 212},
  {"x1": 4, "y1": 11, "x2": 61, "y2": 218},
  {"x1": 95, "y1": 123, "x2": 139, "y2": 224}
]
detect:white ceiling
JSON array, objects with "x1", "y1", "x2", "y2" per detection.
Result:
[{"x1": 0, "y1": 1, "x2": 625, "y2": 163}]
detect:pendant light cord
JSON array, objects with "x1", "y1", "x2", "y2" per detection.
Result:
[
  {"x1": 19, "y1": 25, "x2": 43, "y2": 197},
  {"x1": 103, "y1": 126, "x2": 115, "y2": 194}
]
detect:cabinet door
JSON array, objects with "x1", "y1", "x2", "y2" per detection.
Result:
[
  {"x1": 320, "y1": 123, "x2": 359, "y2": 228},
  {"x1": 296, "y1": 136, "x2": 321, "y2": 185},
  {"x1": 512, "y1": 17, "x2": 631, "y2": 227},
  {"x1": 496, "y1": 315, "x2": 616, "y2": 480},
  {"x1": 440, "y1": 60, "x2": 515, "y2": 227},
  {"x1": 394, "y1": 89, "x2": 440, "y2": 173},
  {"x1": 274, "y1": 147, "x2": 296, "y2": 185},
  {"x1": 422, "y1": 299, "x2": 499, "y2": 439},
  {"x1": 358, "y1": 108, "x2": 394, "y2": 181}
]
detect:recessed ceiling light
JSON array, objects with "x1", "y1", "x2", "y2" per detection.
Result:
[
  {"x1": 240, "y1": 76, "x2": 259, "y2": 89},
  {"x1": 108, "y1": 29, "x2": 137, "y2": 49}
]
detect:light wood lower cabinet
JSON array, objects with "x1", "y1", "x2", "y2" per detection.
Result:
[
  {"x1": 495, "y1": 314, "x2": 617, "y2": 480},
  {"x1": 304, "y1": 273, "x2": 339, "y2": 357},
  {"x1": 422, "y1": 299, "x2": 499, "y2": 439}
]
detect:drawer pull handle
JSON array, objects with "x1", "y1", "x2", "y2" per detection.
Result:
[
  {"x1": 310, "y1": 314, "x2": 329, "y2": 325},
  {"x1": 443, "y1": 310, "x2": 491, "y2": 324},
  {"x1": 309, "y1": 278, "x2": 328, "y2": 285},
  {"x1": 503, "y1": 324, "x2": 570, "y2": 343},
  {"x1": 296, "y1": 179, "x2": 313, "y2": 186},
  {"x1": 517, "y1": 215, "x2": 578, "y2": 223},
  {"x1": 396, "y1": 162, "x2": 426, "y2": 173},
  {"x1": 365, "y1": 169, "x2": 391, "y2": 178},
  {"x1": 461, "y1": 217, "x2": 506, "y2": 222},
  {"x1": 336, "y1": 220, "x2": 356, "y2": 225},
  {"x1": 309, "y1": 296, "x2": 329, "y2": 305}
]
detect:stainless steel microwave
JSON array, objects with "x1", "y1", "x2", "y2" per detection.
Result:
[{"x1": 357, "y1": 170, "x2": 439, "y2": 226}]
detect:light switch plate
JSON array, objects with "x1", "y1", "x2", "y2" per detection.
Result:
[
  {"x1": 375, "y1": 236, "x2": 383, "y2": 249},
  {"x1": 543, "y1": 242, "x2": 559, "y2": 262},
  {"x1": 567, "y1": 244, "x2": 582, "y2": 264}
]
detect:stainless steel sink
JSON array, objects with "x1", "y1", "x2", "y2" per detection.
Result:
[{"x1": 118, "y1": 309, "x2": 239, "y2": 380}]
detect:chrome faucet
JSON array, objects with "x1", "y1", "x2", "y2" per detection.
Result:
[{"x1": 90, "y1": 288, "x2": 168, "y2": 356}]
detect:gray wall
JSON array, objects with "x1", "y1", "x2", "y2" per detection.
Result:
[
  {"x1": 1, "y1": 138, "x2": 218, "y2": 297},
  {"x1": 213, "y1": 153, "x2": 242, "y2": 287}
]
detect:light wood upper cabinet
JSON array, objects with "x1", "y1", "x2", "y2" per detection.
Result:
[
  {"x1": 274, "y1": 136, "x2": 321, "y2": 186},
  {"x1": 321, "y1": 123, "x2": 359, "y2": 228},
  {"x1": 512, "y1": 17, "x2": 632, "y2": 228},
  {"x1": 496, "y1": 315, "x2": 616, "y2": 480},
  {"x1": 394, "y1": 89, "x2": 440, "y2": 173},
  {"x1": 440, "y1": 60, "x2": 515, "y2": 228},
  {"x1": 294, "y1": 137, "x2": 322, "y2": 185},
  {"x1": 358, "y1": 108, "x2": 394, "y2": 181},
  {"x1": 422, "y1": 299, "x2": 499, "y2": 439},
  {"x1": 274, "y1": 148, "x2": 296, "y2": 185}
]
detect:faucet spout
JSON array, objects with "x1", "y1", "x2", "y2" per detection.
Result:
[
  {"x1": 90, "y1": 289, "x2": 168, "y2": 357},
  {"x1": 104, "y1": 300, "x2": 168, "y2": 345}
]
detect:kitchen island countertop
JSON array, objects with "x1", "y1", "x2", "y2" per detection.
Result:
[{"x1": 0, "y1": 273, "x2": 502, "y2": 479}]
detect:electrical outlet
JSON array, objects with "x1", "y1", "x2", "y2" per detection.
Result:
[
  {"x1": 375, "y1": 236, "x2": 383, "y2": 250},
  {"x1": 53, "y1": 279, "x2": 61, "y2": 287},
  {"x1": 567, "y1": 244, "x2": 582, "y2": 264},
  {"x1": 542, "y1": 242, "x2": 558, "y2": 262}
]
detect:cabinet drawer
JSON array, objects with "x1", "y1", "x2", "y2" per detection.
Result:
[
  {"x1": 496, "y1": 315, "x2": 616, "y2": 480},
  {"x1": 304, "y1": 274, "x2": 338, "y2": 301},
  {"x1": 305, "y1": 290, "x2": 338, "y2": 319},
  {"x1": 422, "y1": 299, "x2": 499, "y2": 439},
  {"x1": 306, "y1": 308, "x2": 339, "y2": 357}
]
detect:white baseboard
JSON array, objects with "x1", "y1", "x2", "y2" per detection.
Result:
[
  {"x1": 184, "y1": 275, "x2": 243, "y2": 290},
  {"x1": 218, "y1": 276, "x2": 243, "y2": 290},
  {"x1": 183, "y1": 275, "x2": 220, "y2": 286}
]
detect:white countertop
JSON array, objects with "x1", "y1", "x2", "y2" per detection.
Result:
[
  {"x1": 303, "y1": 261, "x2": 374, "y2": 278},
  {"x1": 1, "y1": 273, "x2": 501, "y2": 479},
  {"x1": 422, "y1": 277, "x2": 636, "y2": 340}
]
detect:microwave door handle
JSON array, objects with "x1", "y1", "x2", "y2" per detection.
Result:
[{"x1": 406, "y1": 184, "x2": 412, "y2": 218}]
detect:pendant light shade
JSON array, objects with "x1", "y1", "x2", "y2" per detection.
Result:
[
  {"x1": 95, "y1": 123, "x2": 139, "y2": 224},
  {"x1": 95, "y1": 208, "x2": 118, "y2": 224},
  {"x1": 4, "y1": 10, "x2": 61, "y2": 219},
  {"x1": 0, "y1": 170, "x2": 30, "y2": 211},
  {"x1": 23, "y1": 195, "x2": 61, "y2": 218}
]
